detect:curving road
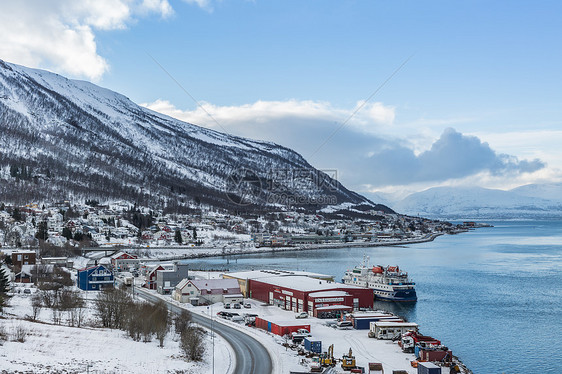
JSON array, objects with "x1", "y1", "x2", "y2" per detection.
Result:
[{"x1": 134, "y1": 286, "x2": 273, "y2": 374}]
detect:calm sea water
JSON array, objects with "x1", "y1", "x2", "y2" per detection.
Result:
[{"x1": 186, "y1": 221, "x2": 562, "y2": 374}]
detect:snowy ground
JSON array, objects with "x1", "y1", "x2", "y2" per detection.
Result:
[
  {"x1": 1, "y1": 285, "x2": 233, "y2": 374},
  {"x1": 192, "y1": 299, "x2": 418, "y2": 374}
]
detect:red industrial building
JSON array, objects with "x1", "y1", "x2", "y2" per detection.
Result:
[
  {"x1": 248, "y1": 275, "x2": 373, "y2": 317},
  {"x1": 255, "y1": 317, "x2": 311, "y2": 337}
]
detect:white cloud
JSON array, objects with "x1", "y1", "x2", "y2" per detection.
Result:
[
  {"x1": 0, "y1": 0, "x2": 173, "y2": 81},
  {"x1": 142, "y1": 98, "x2": 395, "y2": 134},
  {"x1": 183, "y1": 0, "x2": 213, "y2": 12}
]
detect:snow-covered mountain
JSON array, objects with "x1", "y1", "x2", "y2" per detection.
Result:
[
  {"x1": 0, "y1": 59, "x2": 387, "y2": 213},
  {"x1": 510, "y1": 183, "x2": 562, "y2": 203},
  {"x1": 391, "y1": 186, "x2": 562, "y2": 219}
]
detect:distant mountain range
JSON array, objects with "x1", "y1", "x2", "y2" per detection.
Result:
[
  {"x1": 0, "y1": 59, "x2": 391, "y2": 215},
  {"x1": 385, "y1": 184, "x2": 562, "y2": 219}
]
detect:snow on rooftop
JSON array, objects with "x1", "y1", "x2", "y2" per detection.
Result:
[
  {"x1": 254, "y1": 275, "x2": 364, "y2": 293},
  {"x1": 190, "y1": 278, "x2": 240, "y2": 291},
  {"x1": 225, "y1": 269, "x2": 333, "y2": 281},
  {"x1": 308, "y1": 290, "x2": 349, "y2": 298}
]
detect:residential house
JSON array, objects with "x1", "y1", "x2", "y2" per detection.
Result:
[
  {"x1": 110, "y1": 251, "x2": 139, "y2": 271},
  {"x1": 77, "y1": 264, "x2": 114, "y2": 291},
  {"x1": 12, "y1": 250, "x2": 36, "y2": 269},
  {"x1": 143, "y1": 264, "x2": 165, "y2": 290},
  {"x1": 14, "y1": 265, "x2": 34, "y2": 283},
  {"x1": 156, "y1": 262, "x2": 189, "y2": 295},
  {"x1": 173, "y1": 278, "x2": 243, "y2": 306}
]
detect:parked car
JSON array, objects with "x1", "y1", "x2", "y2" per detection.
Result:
[
  {"x1": 233, "y1": 303, "x2": 242, "y2": 309},
  {"x1": 295, "y1": 312, "x2": 309, "y2": 319},
  {"x1": 224, "y1": 303, "x2": 231, "y2": 309},
  {"x1": 336, "y1": 321, "x2": 353, "y2": 330},
  {"x1": 244, "y1": 302, "x2": 252, "y2": 308},
  {"x1": 23, "y1": 288, "x2": 31, "y2": 294}
]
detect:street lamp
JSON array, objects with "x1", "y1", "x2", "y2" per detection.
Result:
[{"x1": 207, "y1": 305, "x2": 215, "y2": 374}]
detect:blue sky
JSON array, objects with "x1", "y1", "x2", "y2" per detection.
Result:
[{"x1": 1, "y1": 0, "x2": 561, "y2": 198}]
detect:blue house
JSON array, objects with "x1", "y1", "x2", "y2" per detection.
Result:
[{"x1": 77, "y1": 264, "x2": 114, "y2": 291}]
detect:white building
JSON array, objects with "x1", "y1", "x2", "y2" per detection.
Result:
[{"x1": 173, "y1": 278, "x2": 243, "y2": 306}]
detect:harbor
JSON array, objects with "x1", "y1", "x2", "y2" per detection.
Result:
[{"x1": 180, "y1": 221, "x2": 562, "y2": 373}]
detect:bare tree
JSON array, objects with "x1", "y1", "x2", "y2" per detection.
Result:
[
  {"x1": 58, "y1": 289, "x2": 84, "y2": 327},
  {"x1": 31, "y1": 292, "x2": 42, "y2": 320},
  {"x1": 153, "y1": 300, "x2": 169, "y2": 347},
  {"x1": 180, "y1": 326, "x2": 205, "y2": 361},
  {"x1": 174, "y1": 309, "x2": 192, "y2": 335}
]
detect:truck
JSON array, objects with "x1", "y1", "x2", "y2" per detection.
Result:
[
  {"x1": 400, "y1": 331, "x2": 441, "y2": 353},
  {"x1": 291, "y1": 329, "x2": 311, "y2": 343},
  {"x1": 120, "y1": 272, "x2": 134, "y2": 286}
]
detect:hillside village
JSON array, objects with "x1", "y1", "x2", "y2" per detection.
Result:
[{"x1": 0, "y1": 200, "x2": 466, "y2": 255}]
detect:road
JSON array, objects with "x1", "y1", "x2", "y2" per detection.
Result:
[{"x1": 133, "y1": 285, "x2": 273, "y2": 374}]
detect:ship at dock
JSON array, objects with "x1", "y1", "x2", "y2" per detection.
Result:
[{"x1": 342, "y1": 256, "x2": 417, "y2": 302}]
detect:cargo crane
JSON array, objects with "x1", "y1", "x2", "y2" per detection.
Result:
[{"x1": 341, "y1": 347, "x2": 357, "y2": 371}]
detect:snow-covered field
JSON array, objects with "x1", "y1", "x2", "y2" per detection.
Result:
[{"x1": 0, "y1": 286, "x2": 233, "y2": 374}]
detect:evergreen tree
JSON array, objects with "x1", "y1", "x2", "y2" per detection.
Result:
[
  {"x1": 35, "y1": 221, "x2": 49, "y2": 241},
  {"x1": 0, "y1": 266, "x2": 9, "y2": 293},
  {"x1": 62, "y1": 227, "x2": 73, "y2": 240},
  {"x1": 174, "y1": 229, "x2": 183, "y2": 244},
  {"x1": 11, "y1": 208, "x2": 22, "y2": 221},
  {"x1": 0, "y1": 266, "x2": 10, "y2": 313},
  {"x1": 192, "y1": 227, "x2": 197, "y2": 240}
]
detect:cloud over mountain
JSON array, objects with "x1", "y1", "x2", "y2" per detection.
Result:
[
  {"x1": 366, "y1": 128, "x2": 545, "y2": 185},
  {"x1": 143, "y1": 101, "x2": 545, "y2": 189}
]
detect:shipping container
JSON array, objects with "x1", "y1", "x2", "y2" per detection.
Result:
[
  {"x1": 417, "y1": 362, "x2": 441, "y2": 374},
  {"x1": 254, "y1": 317, "x2": 310, "y2": 337},
  {"x1": 354, "y1": 317, "x2": 404, "y2": 330},
  {"x1": 304, "y1": 337, "x2": 322, "y2": 353},
  {"x1": 419, "y1": 349, "x2": 452, "y2": 363}
]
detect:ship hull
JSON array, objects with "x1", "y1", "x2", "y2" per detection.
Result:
[{"x1": 373, "y1": 288, "x2": 417, "y2": 302}]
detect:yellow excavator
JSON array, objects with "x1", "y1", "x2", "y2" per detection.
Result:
[
  {"x1": 341, "y1": 347, "x2": 357, "y2": 371},
  {"x1": 319, "y1": 344, "x2": 335, "y2": 367}
]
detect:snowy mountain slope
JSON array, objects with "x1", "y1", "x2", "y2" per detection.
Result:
[
  {"x1": 391, "y1": 186, "x2": 562, "y2": 219},
  {"x1": 510, "y1": 183, "x2": 562, "y2": 203},
  {"x1": 0, "y1": 59, "x2": 375, "y2": 212}
]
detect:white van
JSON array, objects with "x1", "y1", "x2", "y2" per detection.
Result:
[{"x1": 336, "y1": 321, "x2": 353, "y2": 330}]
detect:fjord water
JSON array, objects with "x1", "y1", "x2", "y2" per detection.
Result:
[{"x1": 190, "y1": 221, "x2": 562, "y2": 373}]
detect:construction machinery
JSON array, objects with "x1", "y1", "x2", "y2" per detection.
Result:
[
  {"x1": 341, "y1": 347, "x2": 357, "y2": 371},
  {"x1": 319, "y1": 344, "x2": 336, "y2": 367}
]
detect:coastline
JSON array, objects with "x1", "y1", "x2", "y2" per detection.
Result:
[{"x1": 145, "y1": 232, "x2": 447, "y2": 262}]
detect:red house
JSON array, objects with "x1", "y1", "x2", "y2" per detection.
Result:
[{"x1": 144, "y1": 265, "x2": 165, "y2": 290}]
